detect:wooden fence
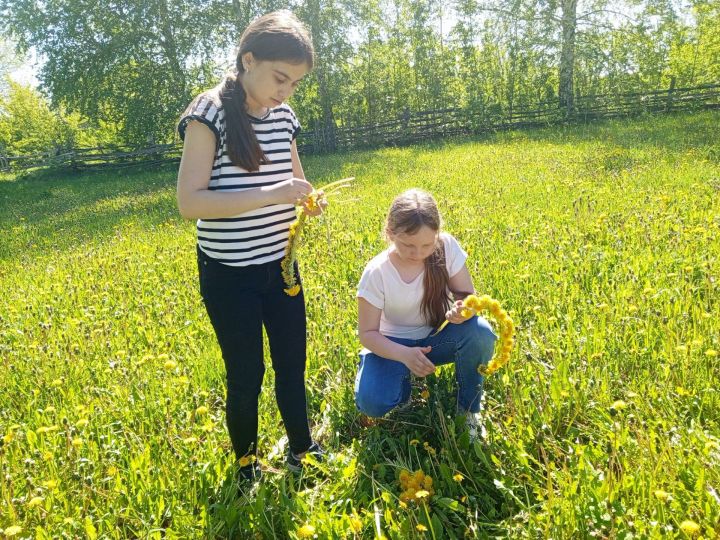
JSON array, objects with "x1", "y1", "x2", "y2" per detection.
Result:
[{"x1": 2, "y1": 82, "x2": 718, "y2": 173}]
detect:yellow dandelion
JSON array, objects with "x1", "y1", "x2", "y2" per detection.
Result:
[
  {"x1": 42, "y1": 479, "x2": 58, "y2": 489},
  {"x1": 75, "y1": 418, "x2": 89, "y2": 428},
  {"x1": 296, "y1": 523, "x2": 316, "y2": 538},
  {"x1": 679, "y1": 520, "x2": 700, "y2": 536},
  {"x1": 238, "y1": 454, "x2": 256, "y2": 467},
  {"x1": 284, "y1": 284, "x2": 301, "y2": 296},
  {"x1": 653, "y1": 489, "x2": 670, "y2": 502},
  {"x1": 4, "y1": 526, "x2": 22, "y2": 537},
  {"x1": 416, "y1": 524, "x2": 428, "y2": 532},
  {"x1": 610, "y1": 400, "x2": 627, "y2": 411},
  {"x1": 195, "y1": 406, "x2": 208, "y2": 416},
  {"x1": 28, "y1": 496, "x2": 44, "y2": 508},
  {"x1": 3, "y1": 431, "x2": 15, "y2": 444},
  {"x1": 348, "y1": 516, "x2": 362, "y2": 533},
  {"x1": 410, "y1": 439, "x2": 420, "y2": 446},
  {"x1": 453, "y1": 473, "x2": 464, "y2": 482},
  {"x1": 420, "y1": 389, "x2": 430, "y2": 400},
  {"x1": 675, "y1": 345, "x2": 688, "y2": 353},
  {"x1": 163, "y1": 359, "x2": 177, "y2": 370},
  {"x1": 183, "y1": 437, "x2": 198, "y2": 445},
  {"x1": 705, "y1": 349, "x2": 718, "y2": 358},
  {"x1": 72, "y1": 437, "x2": 83, "y2": 448},
  {"x1": 415, "y1": 489, "x2": 430, "y2": 499}
]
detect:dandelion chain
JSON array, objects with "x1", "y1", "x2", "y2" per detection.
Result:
[
  {"x1": 281, "y1": 177, "x2": 353, "y2": 295},
  {"x1": 432, "y1": 294, "x2": 515, "y2": 376}
]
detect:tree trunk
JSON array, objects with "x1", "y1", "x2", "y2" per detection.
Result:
[{"x1": 559, "y1": 0, "x2": 577, "y2": 116}]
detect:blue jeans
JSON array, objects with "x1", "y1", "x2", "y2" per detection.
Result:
[{"x1": 354, "y1": 317, "x2": 498, "y2": 417}]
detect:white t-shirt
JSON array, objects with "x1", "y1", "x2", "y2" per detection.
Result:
[{"x1": 357, "y1": 232, "x2": 468, "y2": 339}]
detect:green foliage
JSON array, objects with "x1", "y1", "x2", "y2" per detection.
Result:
[
  {"x1": 1, "y1": 112, "x2": 718, "y2": 537},
  {"x1": 0, "y1": 81, "x2": 118, "y2": 156},
  {"x1": 0, "y1": 0, "x2": 243, "y2": 146}
]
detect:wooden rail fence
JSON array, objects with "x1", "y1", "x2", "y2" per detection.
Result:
[{"x1": 2, "y1": 83, "x2": 718, "y2": 173}]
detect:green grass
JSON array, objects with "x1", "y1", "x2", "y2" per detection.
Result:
[{"x1": 1, "y1": 111, "x2": 719, "y2": 539}]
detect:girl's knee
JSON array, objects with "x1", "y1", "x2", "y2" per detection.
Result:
[
  {"x1": 355, "y1": 393, "x2": 395, "y2": 418},
  {"x1": 460, "y1": 317, "x2": 497, "y2": 355}
]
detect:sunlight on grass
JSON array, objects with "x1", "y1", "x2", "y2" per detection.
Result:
[{"x1": 1, "y1": 112, "x2": 718, "y2": 538}]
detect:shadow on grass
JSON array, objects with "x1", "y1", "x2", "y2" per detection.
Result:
[
  {"x1": 339, "y1": 370, "x2": 518, "y2": 537},
  {"x1": 0, "y1": 163, "x2": 181, "y2": 262}
]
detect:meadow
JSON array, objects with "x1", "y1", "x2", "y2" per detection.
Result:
[{"x1": 1, "y1": 111, "x2": 718, "y2": 539}]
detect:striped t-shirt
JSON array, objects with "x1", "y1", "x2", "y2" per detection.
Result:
[{"x1": 178, "y1": 90, "x2": 302, "y2": 267}]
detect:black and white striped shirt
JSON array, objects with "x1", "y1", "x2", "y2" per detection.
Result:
[{"x1": 178, "y1": 91, "x2": 301, "y2": 267}]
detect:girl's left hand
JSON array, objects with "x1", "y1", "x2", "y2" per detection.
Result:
[{"x1": 445, "y1": 300, "x2": 473, "y2": 325}]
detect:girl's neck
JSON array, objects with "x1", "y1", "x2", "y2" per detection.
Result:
[{"x1": 389, "y1": 249, "x2": 425, "y2": 269}]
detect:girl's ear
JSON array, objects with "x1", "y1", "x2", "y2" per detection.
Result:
[
  {"x1": 241, "y1": 52, "x2": 255, "y2": 71},
  {"x1": 385, "y1": 228, "x2": 395, "y2": 241}
]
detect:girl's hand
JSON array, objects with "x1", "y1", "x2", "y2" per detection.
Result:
[
  {"x1": 262, "y1": 178, "x2": 313, "y2": 205},
  {"x1": 301, "y1": 189, "x2": 328, "y2": 217},
  {"x1": 401, "y1": 346, "x2": 435, "y2": 377},
  {"x1": 445, "y1": 300, "x2": 473, "y2": 325}
]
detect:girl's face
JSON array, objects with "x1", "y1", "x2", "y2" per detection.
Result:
[
  {"x1": 388, "y1": 225, "x2": 439, "y2": 264},
  {"x1": 241, "y1": 53, "x2": 310, "y2": 114}
]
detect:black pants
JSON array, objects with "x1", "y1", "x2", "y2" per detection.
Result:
[{"x1": 198, "y1": 247, "x2": 312, "y2": 458}]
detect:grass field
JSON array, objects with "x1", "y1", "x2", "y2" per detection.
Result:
[{"x1": 1, "y1": 111, "x2": 719, "y2": 539}]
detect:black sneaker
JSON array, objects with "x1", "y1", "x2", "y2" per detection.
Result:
[
  {"x1": 286, "y1": 441, "x2": 325, "y2": 473},
  {"x1": 237, "y1": 461, "x2": 262, "y2": 483}
]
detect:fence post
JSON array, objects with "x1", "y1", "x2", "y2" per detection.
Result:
[{"x1": 666, "y1": 76, "x2": 676, "y2": 112}]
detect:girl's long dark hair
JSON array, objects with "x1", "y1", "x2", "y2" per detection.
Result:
[
  {"x1": 386, "y1": 189, "x2": 451, "y2": 328},
  {"x1": 220, "y1": 11, "x2": 314, "y2": 171}
]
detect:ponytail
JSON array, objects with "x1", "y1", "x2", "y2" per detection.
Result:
[{"x1": 220, "y1": 73, "x2": 268, "y2": 172}]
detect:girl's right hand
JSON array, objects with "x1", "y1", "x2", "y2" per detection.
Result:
[
  {"x1": 401, "y1": 346, "x2": 435, "y2": 377},
  {"x1": 263, "y1": 178, "x2": 313, "y2": 205}
]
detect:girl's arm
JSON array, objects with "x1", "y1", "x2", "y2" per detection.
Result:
[
  {"x1": 291, "y1": 139, "x2": 306, "y2": 179},
  {"x1": 445, "y1": 264, "x2": 477, "y2": 324},
  {"x1": 176, "y1": 121, "x2": 313, "y2": 219},
  {"x1": 358, "y1": 298, "x2": 435, "y2": 377},
  {"x1": 291, "y1": 139, "x2": 325, "y2": 217}
]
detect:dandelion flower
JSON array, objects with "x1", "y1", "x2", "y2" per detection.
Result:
[
  {"x1": 75, "y1": 418, "x2": 89, "y2": 428},
  {"x1": 28, "y1": 496, "x2": 44, "y2": 508},
  {"x1": 611, "y1": 400, "x2": 627, "y2": 411},
  {"x1": 284, "y1": 284, "x2": 301, "y2": 296},
  {"x1": 415, "y1": 489, "x2": 430, "y2": 499},
  {"x1": 163, "y1": 360, "x2": 177, "y2": 370},
  {"x1": 420, "y1": 389, "x2": 430, "y2": 400},
  {"x1": 453, "y1": 473, "x2": 464, "y2": 482},
  {"x1": 679, "y1": 520, "x2": 700, "y2": 536},
  {"x1": 4, "y1": 526, "x2": 22, "y2": 537},
  {"x1": 653, "y1": 489, "x2": 670, "y2": 502},
  {"x1": 72, "y1": 437, "x2": 83, "y2": 448},
  {"x1": 410, "y1": 439, "x2": 420, "y2": 446},
  {"x1": 296, "y1": 524, "x2": 316, "y2": 538},
  {"x1": 348, "y1": 516, "x2": 362, "y2": 533},
  {"x1": 238, "y1": 454, "x2": 256, "y2": 468},
  {"x1": 416, "y1": 524, "x2": 428, "y2": 532},
  {"x1": 195, "y1": 406, "x2": 208, "y2": 416},
  {"x1": 705, "y1": 349, "x2": 718, "y2": 358}
]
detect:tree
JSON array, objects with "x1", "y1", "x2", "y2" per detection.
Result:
[{"x1": 0, "y1": 0, "x2": 244, "y2": 145}]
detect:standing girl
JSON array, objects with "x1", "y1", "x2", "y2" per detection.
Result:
[
  {"x1": 176, "y1": 11, "x2": 322, "y2": 481},
  {"x1": 355, "y1": 189, "x2": 497, "y2": 439}
]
